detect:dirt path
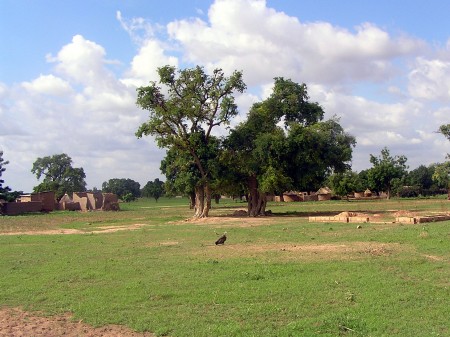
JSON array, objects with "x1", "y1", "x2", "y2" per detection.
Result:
[
  {"x1": 0, "y1": 307, "x2": 155, "y2": 337},
  {"x1": 0, "y1": 223, "x2": 150, "y2": 236}
]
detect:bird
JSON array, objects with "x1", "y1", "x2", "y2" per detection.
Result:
[{"x1": 215, "y1": 232, "x2": 227, "y2": 245}]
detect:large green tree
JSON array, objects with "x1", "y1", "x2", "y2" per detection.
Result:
[
  {"x1": 327, "y1": 170, "x2": 363, "y2": 200},
  {"x1": 367, "y1": 147, "x2": 408, "y2": 199},
  {"x1": 31, "y1": 153, "x2": 86, "y2": 200},
  {"x1": 141, "y1": 178, "x2": 165, "y2": 202},
  {"x1": 136, "y1": 65, "x2": 246, "y2": 218},
  {"x1": 432, "y1": 162, "x2": 450, "y2": 189},
  {"x1": 225, "y1": 78, "x2": 355, "y2": 216},
  {"x1": 102, "y1": 178, "x2": 140, "y2": 200},
  {"x1": 406, "y1": 165, "x2": 434, "y2": 190}
]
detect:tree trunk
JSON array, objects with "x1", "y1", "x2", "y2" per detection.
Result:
[
  {"x1": 199, "y1": 182, "x2": 211, "y2": 218},
  {"x1": 193, "y1": 183, "x2": 211, "y2": 218},
  {"x1": 189, "y1": 193, "x2": 195, "y2": 209},
  {"x1": 279, "y1": 194, "x2": 285, "y2": 202},
  {"x1": 247, "y1": 175, "x2": 267, "y2": 217},
  {"x1": 194, "y1": 185, "x2": 204, "y2": 218}
]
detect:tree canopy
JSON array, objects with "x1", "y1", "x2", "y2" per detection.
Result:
[
  {"x1": 433, "y1": 124, "x2": 450, "y2": 191},
  {"x1": 31, "y1": 153, "x2": 86, "y2": 200},
  {"x1": 141, "y1": 178, "x2": 165, "y2": 202},
  {"x1": 406, "y1": 165, "x2": 434, "y2": 190},
  {"x1": 225, "y1": 78, "x2": 355, "y2": 215},
  {"x1": 439, "y1": 124, "x2": 450, "y2": 142},
  {"x1": 327, "y1": 170, "x2": 363, "y2": 200},
  {"x1": 102, "y1": 178, "x2": 141, "y2": 200},
  {"x1": 367, "y1": 147, "x2": 408, "y2": 199},
  {"x1": 136, "y1": 65, "x2": 246, "y2": 217}
]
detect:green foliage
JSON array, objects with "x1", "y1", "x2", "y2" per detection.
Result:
[
  {"x1": 136, "y1": 65, "x2": 246, "y2": 149},
  {"x1": 160, "y1": 147, "x2": 199, "y2": 198},
  {"x1": 439, "y1": 123, "x2": 450, "y2": 142},
  {"x1": 406, "y1": 164, "x2": 434, "y2": 190},
  {"x1": 434, "y1": 124, "x2": 450, "y2": 190},
  {"x1": 31, "y1": 153, "x2": 86, "y2": 200},
  {"x1": 121, "y1": 192, "x2": 136, "y2": 202},
  {"x1": 226, "y1": 78, "x2": 355, "y2": 198},
  {"x1": 432, "y1": 161, "x2": 450, "y2": 188},
  {"x1": 367, "y1": 147, "x2": 408, "y2": 198},
  {"x1": 327, "y1": 170, "x2": 363, "y2": 198},
  {"x1": 136, "y1": 65, "x2": 246, "y2": 217},
  {"x1": 141, "y1": 178, "x2": 165, "y2": 201},
  {"x1": 357, "y1": 169, "x2": 370, "y2": 191},
  {"x1": 102, "y1": 178, "x2": 140, "y2": 200}
]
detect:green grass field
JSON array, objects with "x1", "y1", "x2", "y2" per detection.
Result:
[{"x1": 0, "y1": 197, "x2": 449, "y2": 336}]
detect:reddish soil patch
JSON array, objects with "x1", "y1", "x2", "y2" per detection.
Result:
[{"x1": 0, "y1": 307, "x2": 154, "y2": 337}]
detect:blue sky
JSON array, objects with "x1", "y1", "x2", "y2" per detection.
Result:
[{"x1": 1, "y1": 0, "x2": 450, "y2": 192}]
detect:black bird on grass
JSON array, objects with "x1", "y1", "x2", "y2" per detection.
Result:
[{"x1": 215, "y1": 232, "x2": 227, "y2": 245}]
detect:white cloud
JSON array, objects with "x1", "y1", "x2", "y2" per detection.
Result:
[
  {"x1": 433, "y1": 106, "x2": 450, "y2": 125},
  {"x1": 47, "y1": 35, "x2": 119, "y2": 90},
  {"x1": 116, "y1": 10, "x2": 159, "y2": 44},
  {"x1": 1, "y1": 33, "x2": 166, "y2": 192},
  {"x1": 121, "y1": 39, "x2": 178, "y2": 87},
  {"x1": 408, "y1": 57, "x2": 450, "y2": 101},
  {"x1": 21, "y1": 74, "x2": 73, "y2": 96},
  {"x1": 167, "y1": 0, "x2": 425, "y2": 86},
  {"x1": 317, "y1": 89, "x2": 422, "y2": 132}
]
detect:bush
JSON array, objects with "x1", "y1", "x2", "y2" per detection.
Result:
[
  {"x1": 397, "y1": 186, "x2": 420, "y2": 198},
  {"x1": 397, "y1": 186, "x2": 448, "y2": 198},
  {"x1": 122, "y1": 193, "x2": 136, "y2": 202},
  {"x1": 421, "y1": 187, "x2": 448, "y2": 197}
]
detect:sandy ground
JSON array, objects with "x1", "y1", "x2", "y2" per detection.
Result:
[{"x1": 0, "y1": 307, "x2": 155, "y2": 337}]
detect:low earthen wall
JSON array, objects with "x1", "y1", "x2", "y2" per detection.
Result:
[
  {"x1": 3, "y1": 202, "x2": 43, "y2": 216},
  {"x1": 303, "y1": 194, "x2": 318, "y2": 202}
]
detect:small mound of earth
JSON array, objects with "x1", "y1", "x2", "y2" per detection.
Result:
[
  {"x1": 336, "y1": 211, "x2": 358, "y2": 217},
  {"x1": 0, "y1": 307, "x2": 154, "y2": 337},
  {"x1": 393, "y1": 210, "x2": 419, "y2": 217},
  {"x1": 232, "y1": 210, "x2": 248, "y2": 216}
]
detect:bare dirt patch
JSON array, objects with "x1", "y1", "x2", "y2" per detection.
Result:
[
  {"x1": 0, "y1": 307, "x2": 154, "y2": 337},
  {"x1": 0, "y1": 223, "x2": 152, "y2": 236},
  {"x1": 177, "y1": 216, "x2": 272, "y2": 227},
  {"x1": 423, "y1": 254, "x2": 446, "y2": 262},
  {"x1": 198, "y1": 241, "x2": 404, "y2": 261}
]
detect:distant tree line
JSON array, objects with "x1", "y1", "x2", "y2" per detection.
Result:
[{"x1": 327, "y1": 148, "x2": 449, "y2": 200}]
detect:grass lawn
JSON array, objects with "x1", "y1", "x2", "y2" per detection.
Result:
[{"x1": 0, "y1": 197, "x2": 449, "y2": 336}]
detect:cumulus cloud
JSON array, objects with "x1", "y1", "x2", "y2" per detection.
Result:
[
  {"x1": 167, "y1": 0, "x2": 425, "y2": 86},
  {"x1": 21, "y1": 74, "x2": 73, "y2": 96},
  {"x1": 1, "y1": 33, "x2": 165, "y2": 192},
  {"x1": 121, "y1": 39, "x2": 179, "y2": 87},
  {"x1": 408, "y1": 57, "x2": 450, "y2": 101}
]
